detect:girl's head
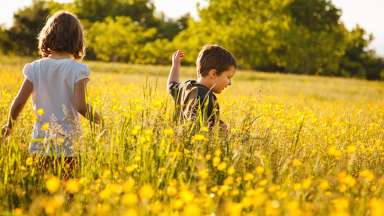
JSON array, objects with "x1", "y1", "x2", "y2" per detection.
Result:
[{"x1": 38, "y1": 11, "x2": 85, "y2": 59}]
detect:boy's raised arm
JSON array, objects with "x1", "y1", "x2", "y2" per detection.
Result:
[{"x1": 167, "y1": 50, "x2": 185, "y2": 90}]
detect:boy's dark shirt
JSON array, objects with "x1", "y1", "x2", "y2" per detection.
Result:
[{"x1": 168, "y1": 80, "x2": 220, "y2": 128}]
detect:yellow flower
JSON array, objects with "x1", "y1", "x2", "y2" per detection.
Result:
[
  {"x1": 46, "y1": 176, "x2": 60, "y2": 193},
  {"x1": 360, "y1": 169, "x2": 375, "y2": 181},
  {"x1": 319, "y1": 180, "x2": 330, "y2": 191},
  {"x1": 122, "y1": 193, "x2": 138, "y2": 206},
  {"x1": 183, "y1": 204, "x2": 200, "y2": 216},
  {"x1": 228, "y1": 166, "x2": 236, "y2": 175},
  {"x1": 163, "y1": 128, "x2": 174, "y2": 136},
  {"x1": 244, "y1": 173, "x2": 254, "y2": 181},
  {"x1": 198, "y1": 169, "x2": 209, "y2": 180},
  {"x1": 217, "y1": 162, "x2": 227, "y2": 171},
  {"x1": 65, "y1": 179, "x2": 80, "y2": 194},
  {"x1": 256, "y1": 166, "x2": 264, "y2": 175},
  {"x1": 180, "y1": 190, "x2": 194, "y2": 202},
  {"x1": 369, "y1": 198, "x2": 384, "y2": 216},
  {"x1": 139, "y1": 184, "x2": 154, "y2": 200},
  {"x1": 37, "y1": 108, "x2": 44, "y2": 116},
  {"x1": 41, "y1": 123, "x2": 49, "y2": 131},
  {"x1": 166, "y1": 185, "x2": 177, "y2": 196},
  {"x1": 26, "y1": 157, "x2": 33, "y2": 166},
  {"x1": 213, "y1": 157, "x2": 221, "y2": 167},
  {"x1": 292, "y1": 159, "x2": 302, "y2": 167}
]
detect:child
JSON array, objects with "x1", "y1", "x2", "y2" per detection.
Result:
[
  {"x1": 167, "y1": 44, "x2": 236, "y2": 131},
  {"x1": 1, "y1": 11, "x2": 101, "y2": 176}
]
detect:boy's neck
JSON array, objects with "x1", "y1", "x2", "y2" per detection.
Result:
[{"x1": 196, "y1": 77, "x2": 214, "y2": 90}]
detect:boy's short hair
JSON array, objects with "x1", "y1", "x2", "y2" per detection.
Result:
[
  {"x1": 38, "y1": 11, "x2": 85, "y2": 59},
  {"x1": 196, "y1": 44, "x2": 236, "y2": 77}
]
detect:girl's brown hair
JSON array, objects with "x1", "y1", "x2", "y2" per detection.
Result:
[{"x1": 38, "y1": 11, "x2": 85, "y2": 59}]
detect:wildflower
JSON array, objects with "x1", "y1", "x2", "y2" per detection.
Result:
[
  {"x1": 126, "y1": 164, "x2": 138, "y2": 173},
  {"x1": 122, "y1": 193, "x2": 138, "y2": 206},
  {"x1": 256, "y1": 166, "x2": 264, "y2": 175},
  {"x1": 327, "y1": 146, "x2": 342, "y2": 159},
  {"x1": 319, "y1": 180, "x2": 330, "y2": 191},
  {"x1": 65, "y1": 179, "x2": 80, "y2": 194},
  {"x1": 360, "y1": 169, "x2": 375, "y2": 181},
  {"x1": 192, "y1": 134, "x2": 207, "y2": 142},
  {"x1": 228, "y1": 166, "x2": 236, "y2": 175},
  {"x1": 346, "y1": 145, "x2": 356, "y2": 154},
  {"x1": 46, "y1": 176, "x2": 60, "y2": 193},
  {"x1": 41, "y1": 123, "x2": 49, "y2": 131},
  {"x1": 213, "y1": 157, "x2": 221, "y2": 167},
  {"x1": 369, "y1": 198, "x2": 384, "y2": 216},
  {"x1": 26, "y1": 157, "x2": 33, "y2": 166},
  {"x1": 37, "y1": 108, "x2": 44, "y2": 116},
  {"x1": 183, "y1": 204, "x2": 200, "y2": 216},
  {"x1": 163, "y1": 128, "x2": 174, "y2": 136},
  {"x1": 217, "y1": 162, "x2": 227, "y2": 171},
  {"x1": 198, "y1": 169, "x2": 209, "y2": 180},
  {"x1": 139, "y1": 184, "x2": 154, "y2": 200},
  {"x1": 181, "y1": 190, "x2": 194, "y2": 202},
  {"x1": 166, "y1": 185, "x2": 177, "y2": 196},
  {"x1": 244, "y1": 173, "x2": 254, "y2": 181},
  {"x1": 292, "y1": 159, "x2": 302, "y2": 167}
]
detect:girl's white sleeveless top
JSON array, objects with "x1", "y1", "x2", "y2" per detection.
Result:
[{"x1": 23, "y1": 58, "x2": 90, "y2": 156}]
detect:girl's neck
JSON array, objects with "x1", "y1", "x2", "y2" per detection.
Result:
[{"x1": 48, "y1": 52, "x2": 73, "y2": 59}]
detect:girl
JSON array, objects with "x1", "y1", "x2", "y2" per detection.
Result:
[{"x1": 1, "y1": 11, "x2": 101, "y2": 177}]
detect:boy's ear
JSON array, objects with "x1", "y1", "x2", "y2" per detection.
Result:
[{"x1": 208, "y1": 69, "x2": 217, "y2": 79}]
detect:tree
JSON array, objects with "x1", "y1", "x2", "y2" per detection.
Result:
[
  {"x1": 7, "y1": 0, "x2": 51, "y2": 56},
  {"x1": 73, "y1": 0, "x2": 157, "y2": 27},
  {"x1": 87, "y1": 16, "x2": 156, "y2": 62}
]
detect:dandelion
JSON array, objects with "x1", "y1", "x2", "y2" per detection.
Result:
[{"x1": 46, "y1": 176, "x2": 60, "y2": 193}]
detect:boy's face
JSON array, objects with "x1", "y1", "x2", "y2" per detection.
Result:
[{"x1": 212, "y1": 66, "x2": 236, "y2": 93}]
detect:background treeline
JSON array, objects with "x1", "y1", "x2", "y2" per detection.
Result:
[{"x1": 0, "y1": 0, "x2": 383, "y2": 80}]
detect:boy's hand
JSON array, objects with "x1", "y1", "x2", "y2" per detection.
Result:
[{"x1": 172, "y1": 50, "x2": 185, "y2": 65}]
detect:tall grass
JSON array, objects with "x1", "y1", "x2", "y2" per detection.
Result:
[{"x1": 0, "y1": 56, "x2": 383, "y2": 215}]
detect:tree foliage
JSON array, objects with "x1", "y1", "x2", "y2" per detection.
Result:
[{"x1": 1, "y1": 0, "x2": 383, "y2": 80}]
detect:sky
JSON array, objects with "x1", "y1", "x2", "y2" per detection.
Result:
[{"x1": 0, "y1": 0, "x2": 383, "y2": 56}]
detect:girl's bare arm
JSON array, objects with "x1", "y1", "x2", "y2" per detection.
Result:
[
  {"x1": 73, "y1": 79, "x2": 101, "y2": 124},
  {"x1": 2, "y1": 79, "x2": 33, "y2": 138}
]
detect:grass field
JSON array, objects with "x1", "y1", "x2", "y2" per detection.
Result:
[{"x1": 0, "y1": 55, "x2": 384, "y2": 215}]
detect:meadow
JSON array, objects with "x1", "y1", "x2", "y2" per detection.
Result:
[{"x1": 0, "y1": 55, "x2": 383, "y2": 215}]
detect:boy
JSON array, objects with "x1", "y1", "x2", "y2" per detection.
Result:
[{"x1": 167, "y1": 44, "x2": 236, "y2": 131}]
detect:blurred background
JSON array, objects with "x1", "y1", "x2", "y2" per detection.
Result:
[{"x1": 0, "y1": 0, "x2": 383, "y2": 80}]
